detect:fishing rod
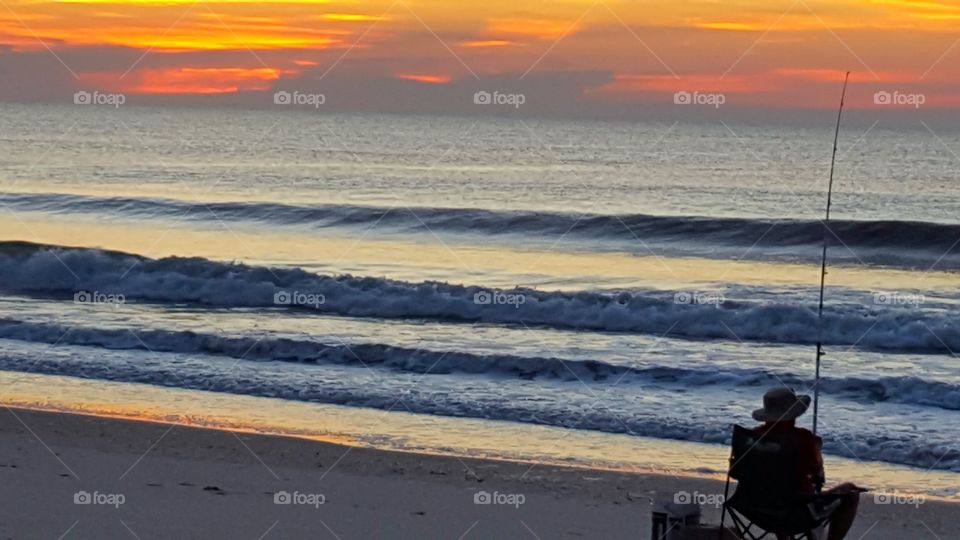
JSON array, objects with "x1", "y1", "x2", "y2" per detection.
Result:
[{"x1": 812, "y1": 71, "x2": 851, "y2": 436}]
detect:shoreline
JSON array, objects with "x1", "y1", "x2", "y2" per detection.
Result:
[
  {"x1": 3, "y1": 370, "x2": 959, "y2": 501},
  {"x1": 2, "y1": 406, "x2": 958, "y2": 538},
  {"x1": 0, "y1": 371, "x2": 960, "y2": 502}
]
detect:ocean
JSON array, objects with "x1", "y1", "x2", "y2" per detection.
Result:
[{"x1": 1, "y1": 103, "x2": 958, "y2": 486}]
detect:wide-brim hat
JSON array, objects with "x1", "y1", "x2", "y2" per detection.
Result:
[{"x1": 753, "y1": 387, "x2": 811, "y2": 422}]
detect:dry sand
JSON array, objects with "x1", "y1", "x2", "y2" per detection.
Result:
[{"x1": 0, "y1": 407, "x2": 956, "y2": 539}]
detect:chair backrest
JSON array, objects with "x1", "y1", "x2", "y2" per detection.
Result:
[
  {"x1": 725, "y1": 425, "x2": 831, "y2": 535},
  {"x1": 728, "y1": 424, "x2": 803, "y2": 499}
]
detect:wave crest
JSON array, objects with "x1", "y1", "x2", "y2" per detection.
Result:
[
  {"x1": 4, "y1": 192, "x2": 959, "y2": 268},
  {"x1": 1, "y1": 241, "x2": 957, "y2": 353}
]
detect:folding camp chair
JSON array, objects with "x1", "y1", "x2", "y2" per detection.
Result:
[{"x1": 719, "y1": 425, "x2": 842, "y2": 540}]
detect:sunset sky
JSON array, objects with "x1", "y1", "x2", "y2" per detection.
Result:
[{"x1": 1, "y1": 0, "x2": 959, "y2": 113}]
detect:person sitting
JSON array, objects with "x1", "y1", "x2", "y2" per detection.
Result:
[{"x1": 750, "y1": 387, "x2": 864, "y2": 540}]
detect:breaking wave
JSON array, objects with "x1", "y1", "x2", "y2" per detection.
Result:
[{"x1": 1, "y1": 241, "x2": 957, "y2": 353}]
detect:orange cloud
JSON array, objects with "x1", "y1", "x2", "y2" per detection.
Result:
[
  {"x1": 684, "y1": 0, "x2": 960, "y2": 32},
  {"x1": 694, "y1": 21, "x2": 762, "y2": 31},
  {"x1": 773, "y1": 68, "x2": 908, "y2": 83},
  {"x1": 55, "y1": 0, "x2": 339, "y2": 3},
  {"x1": 395, "y1": 73, "x2": 451, "y2": 84},
  {"x1": 460, "y1": 39, "x2": 512, "y2": 48},
  {"x1": 320, "y1": 13, "x2": 387, "y2": 22},
  {"x1": 598, "y1": 73, "x2": 773, "y2": 95},
  {"x1": 0, "y1": 7, "x2": 349, "y2": 51},
  {"x1": 485, "y1": 17, "x2": 574, "y2": 40},
  {"x1": 115, "y1": 67, "x2": 283, "y2": 94},
  {"x1": 869, "y1": 0, "x2": 960, "y2": 23}
]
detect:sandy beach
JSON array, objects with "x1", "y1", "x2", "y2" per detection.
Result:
[
  {"x1": 0, "y1": 407, "x2": 955, "y2": 539},
  {"x1": 4, "y1": 0, "x2": 960, "y2": 537}
]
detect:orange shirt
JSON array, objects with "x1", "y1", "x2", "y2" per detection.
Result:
[{"x1": 753, "y1": 421, "x2": 824, "y2": 494}]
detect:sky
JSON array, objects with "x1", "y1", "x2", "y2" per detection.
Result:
[{"x1": 1, "y1": 0, "x2": 959, "y2": 117}]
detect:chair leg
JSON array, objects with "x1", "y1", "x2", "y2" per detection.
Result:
[
  {"x1": 719, "y1": 448, "x2": 735, "y2": 539},
  {"x1": 720, "y1": 492, "x2": 731, "y2": 537},
  {"x1": 727, "y1": 509, "x2": 763, "y2": 540}
]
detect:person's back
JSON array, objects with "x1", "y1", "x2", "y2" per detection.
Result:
[
  {"x1": 751, "y1": 420, "x2": 823, "y2": 495},
  {"x1": 744, "y1": 388, "x2": 862, "y2": 540}
]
